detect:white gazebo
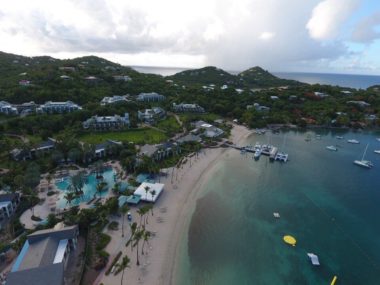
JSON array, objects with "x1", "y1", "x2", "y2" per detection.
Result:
[{"x1": 134, "y1": 182, "x2": 164, "y2": 203}]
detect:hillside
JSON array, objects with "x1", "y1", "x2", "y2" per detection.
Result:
[
  {"x1": 238, "y1": 66, "x2": 303, "y2": 87},
  {"x1": 167, "y1": 66, "x2": 239, "y2": 86},
  {"x1": 168, "y1": 65, "x2": 303, "y2": 88},
  {"x1": 0, "y1": 51, "x2": 168, "y2": 105}
]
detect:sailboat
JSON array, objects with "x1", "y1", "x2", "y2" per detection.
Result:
[{"x1": 353, "y1": 144, "x2": 373, "y2": 169}]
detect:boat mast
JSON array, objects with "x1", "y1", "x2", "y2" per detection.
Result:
[{"x1": 362, "y1": 143, "x2": 369, "y2": 160}]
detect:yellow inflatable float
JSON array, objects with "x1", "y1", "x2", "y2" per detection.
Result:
[{"x1": 283, "y1": 235, "x2": 296, "y2": 246}]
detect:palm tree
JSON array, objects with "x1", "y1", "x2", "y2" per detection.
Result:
[
  {"x1": 64, "y1": 191, "x2": 76, "y2": 206},
  {"x1": 127, "y1": 222, "x2": 138, "y2": 252},
  {"x1": 120, "y1": 255, "x2": 130, "y2": 285},
  {"x1": 133, "y1": 229, "x2": 144, "y2": 266},
  {"x1": 144, "y1": 185, "x2": 150, "y2": 201},
  {"x1": 141, "y1": 230, "x2": 151, "y2": 256},
  {"x1": 136, "y1": 208, "x2": 145, "y2": 228},
  {"x1": 150, "y1": 190, "x2": 156, "y2": 215},
  {"x1": 121, "y1": 205, "x2": 129, "y2": 238}
]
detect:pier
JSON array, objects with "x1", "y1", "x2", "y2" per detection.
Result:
[{"x1": 228, "y1": 143, "x2": 288, "y2": 163}]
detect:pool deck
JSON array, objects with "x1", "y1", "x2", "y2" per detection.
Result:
[{"x1": 20, "y1": 161, "x2": 127, "y2": 229}]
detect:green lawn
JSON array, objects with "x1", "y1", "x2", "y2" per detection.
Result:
[
  {"x1": 156, "y1": 116, "x2": 182, "y2": 133},
  {"x1": 78, "y1": 128, "x2": 168, "y2": 145}
]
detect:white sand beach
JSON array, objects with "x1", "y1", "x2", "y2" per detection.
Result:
[{"x1": 96, "y1": 124, "x2": 251, "y2": 285}]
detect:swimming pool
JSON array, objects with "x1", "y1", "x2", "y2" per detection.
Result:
[{"x1": 56, "y1": 169, "x2": 116, "y2": 208}]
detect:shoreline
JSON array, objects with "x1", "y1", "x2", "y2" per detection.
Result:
[{"x1": 96, "y1": 124, "x2": 251, "y2": 285}]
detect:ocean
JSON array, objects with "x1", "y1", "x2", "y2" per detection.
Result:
[
  {"x1": 177, "y1": 130, "x2": 380, "y2": 284},
  {"x1": 131, "y1": 66, "x2": 380, "y2": 89}
]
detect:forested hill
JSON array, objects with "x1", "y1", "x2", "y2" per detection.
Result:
[
  {"x1": 167, "y1": 66, "x2": 239, "y2": 85},
  {"x1": 168, "y1": 65, "x2": 304, "y2": 88},
  {"x1": 238, "y1": 66, "x2": 302, "y2": 87},
  {"x1": 0, "y1": 51, "x2": 168, "y2": 105}
]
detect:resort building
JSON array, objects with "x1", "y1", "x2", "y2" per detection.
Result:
[
  {"x1": 113, "y1": 75, "x2": 132, "y2": 81},
  {"x1": 83, "y1": 113, "x2": 130, "y2": 131},
  {"x1": 138, "y1": 107, "x2": 166, "y2": 124},
  {"x1": 347, "y1": 101, "x2": 370, "y2": 108},
  {"x1": 100, "y1": 95, "x2": 129, "y2": 106},
  {"x1": 58, "y1": 66, "x2": 76, "y2": 72},
  {"x1": 0, "y1": 193, "x2": 20, "y2": 221},
  {"x1": 192, "y1": 120, "x2": 224, "y2": 138},
  {"x1": 136, "y1": 92, "x2": 165, "y2": 102},
  {"x1": 6, "y1": 224, "x2": 79, "y2": 285},
  {"x1": 134, "y1": 182, "x2": 164, "y2": 203},
  {"x1": 139, "y1": 142, "x2": 181, "y2": 161},
  {"x1": 314, "y1": 92, "x2": 329, "y2": 98},
  {"x1": 0, "y1": 101, "x2": 18, "y2": 115},
  {"x1": 172, "y1": 103, "x2": 205, "y2": 113},
  {"x1": 36, "y1": 101, "x2": 82, "y2": 114},
  {"x1": 94, "y1": 140, "x2": 123, "y2": 158},
  {"x1": 19, "y1": 80, "x2": 31, "y2": 86}
]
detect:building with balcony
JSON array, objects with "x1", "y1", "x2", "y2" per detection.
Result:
[
  {"x1": 36, "y1": 101, "x2": 82, "y2": 114},
  {"x1": 173, "y1": 103, "x2": 205, "y2": 113},
  {"x1": 100, "y1": 95, "x2": 129, "y2": 106},
  {"x1": 136, "y1": 92, "x2": 165, "y2": 102},
  {"x1": 83, "y1": 113, "x2": 130, "y2": 131},
  {"x1": 137, "y1": 107, "x2": 166, "y2": 124}
]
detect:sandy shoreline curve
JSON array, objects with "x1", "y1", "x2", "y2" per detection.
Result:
[{"x1": 96, "y1": 124, "x2": 251, "y2": 285}]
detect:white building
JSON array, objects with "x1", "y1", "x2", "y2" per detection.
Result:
[
  {"x1": 100, "y1": 95, "x2": 129, "y2": 105},
  {"x1": 36, "y1": 101, "x2": 82, "y2": 114},
  {"x1": 134, "y1": 182, "x2": 164, "y2": 202},
  {"x1": 173, "y1": 103, "x2": 205, "y2": 113},
  {"x1": 83, "y1": 113, "x2": 130, "y2": 131},
  {"x1": 193, "y1": 120, "x2": 224, "y2": 138},
  {"x1": 138, "y1": 107, "x2": 166, "y2": 124},
  {"x1": 113, "y1": 75, "x2": 132, "y2": 81},
  {"x1": 0, "y1": 101, "x2": 18, "y2": 115},
  {"x1": 136, "y1": 92, "x2": 165, "y2": 102}
]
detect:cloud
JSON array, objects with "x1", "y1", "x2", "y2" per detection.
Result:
[
  {"x1": 306, "y1": 0, "x2": 359, "y2": 40},
  {"x1": 352, "y1": 12, "x2": 380, "y2": 43},
  {"x1": 0, "y1": 0, "x2": 373, "y2": 72}
]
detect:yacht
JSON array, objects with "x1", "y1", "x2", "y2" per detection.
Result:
[
  {"x1": 326, "y1": 145, "x2": 338, "y2": 151},
  {"x1": 374, "y1": 150, "x2": 380, "y2": 154},
  {"x1": 347, "y1": 139, "x2": 360, "y2": 144},
  {"x1": 275, "y1": 152, "x2": 288, "y2": 162},
  {"x1": 253, "y1": 149, "x2": 261, "y2": 160},
  {"x1": 354, "y1": 144, "x2": 373, "y2": 169}
]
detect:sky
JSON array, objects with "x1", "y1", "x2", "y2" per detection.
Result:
[{"x1": 1, "y1": 0, "x2": 380, "y2": 74}]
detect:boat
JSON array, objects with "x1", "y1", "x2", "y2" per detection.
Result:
[
  {"x1": 273, "y1": 212, "x2": 280, "y2": 218},
  {"x1": 347, "y1": 139, "x2": 360, "y2": 144},
  {"x1": 336, "y1": 136, "x2": 344, "y2": 139},
  {"x1": 253, "y1": 149, "x2": 261, "y2": 160},
  {"x1": 354, "y1": 144, "x2": 373, "y2": 169},
  {"x1": 315, "y1": 135, "x2": 321, "y2": 140},
  {"x1": 377, "y1": 138, "x2": 380, "y2": 142},
  {"x1": 275, "y1": 152, "x2": 288, "y2": 162},
  {"x1": 326, "y1": 145, "x2": 338, "y2": 151},
  {"x1": 283, "y1": 235, "x2": 296, "y2": 247},
  {"x1": 374, "y1": 150, "x2": 380, "y2": 154},
  {"x1": 307, "y1": 253, "x2": 320, "y2": 266}
]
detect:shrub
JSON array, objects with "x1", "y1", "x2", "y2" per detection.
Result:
[
  {"x1": 96, "y1": 233, "x2": 111, "y2": 251},
  {"x1": 107, "y1": 221, "x2": 119, "y2": 231}
]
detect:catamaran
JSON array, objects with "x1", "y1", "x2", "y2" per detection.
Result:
[
  {"x1": 347, "y1": 139, "x2": 360, "y2": 144},
  {"x1": 326, "y1": 145, "x2": 338, "y2": 151},
  {"x1": 354, "y1": 144, "x2": 373, "y2": 169}
]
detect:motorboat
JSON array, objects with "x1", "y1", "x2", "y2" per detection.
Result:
[
  {"x1": 374, "y1": 150, "x2": 380, "y2": 154},
  {"x1": 326, "y1": 145, "x2": 338, "y2": 151},
  {"x1": 347, "y1": 139, "x2": 360, "y2": 144},
  {"x1": 336, "y1": 136, "x2": 344, "y2": 139},
  {"x1": 307, "y1": 253, "x2": 320, "y2": 266}
]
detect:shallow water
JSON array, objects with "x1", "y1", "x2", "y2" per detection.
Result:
[{"x1": 179, "y1": 129, "x2": 380, "y2": 284}]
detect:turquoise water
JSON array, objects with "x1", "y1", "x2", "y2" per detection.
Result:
[
  {"x1": 56, "y1": 169, "x2": 116, "y2": 208},
  {"x1": 179, "y1": 130, "x2": 380, "y2": 284}
]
